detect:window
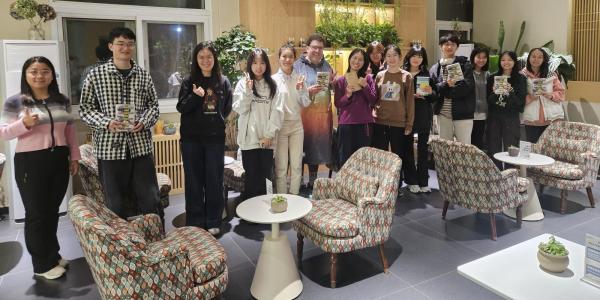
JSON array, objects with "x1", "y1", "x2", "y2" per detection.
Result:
[
  {"x1": 145, "y1": 23, "x2": 199, "y2": 99},
  {"x1": 436, "y1": 0, "x2": 473, "y2": 22},
  {"x1": 67, "y1": 0, "x2": 205, "y2": 9},
  {"x1": 63, "y1": 18, "x2": 135, "y2": 104}
]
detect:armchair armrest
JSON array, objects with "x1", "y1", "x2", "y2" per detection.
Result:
[
  {"x1": 140, "y1": 242, "x2": 195, "y2": 287},
  {"x1": 129, "y1": 213, "x2": 164, "y2": 243},
  {"x1": 312, "y1": 178, "x2": 337, "y2": 200},
  {"x1": 500, "y1": 168, "x2": 518, "y2": 180},
  {"x1": 580, "y1": 151, "x2": 600, "y2": 184},
  {"x1": 500, "y1": 168, "x2": 519, "y2": 192},
  {"x1": 357, "y1": 197, "x2": 394, "y2": 244}
]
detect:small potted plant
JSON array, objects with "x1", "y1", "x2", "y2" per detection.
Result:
[
  {"x1": 537, "y1": 235, "x2": 569, "y2": 273},
  {"x1": 271, "y1": 195, "x2": 288, "y2": 213},
  {"x1": 508, "y1": 145, "x2": 519, "y2": 157},
  {"x1": 163, "y1": 122, "x2": 176, "y2": 135}
]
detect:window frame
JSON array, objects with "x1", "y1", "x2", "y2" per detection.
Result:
[{"x1": 51, "y1": 0, "x2": 213, "y2": 114}]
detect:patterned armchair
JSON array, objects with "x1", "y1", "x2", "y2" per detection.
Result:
[
  {"x1": 78, "y1": 144, "x2": 171, "y2": 216},
  {"x1": 528, "y1": 121, "x2": 600, "y2": 214},
  {"x1": 68, "y1": 195, "x2": 228, "y2": 299},
  {"x1": 430, "y1": 138, "x2": 529, "y2": 240},
  {"x1": 293, "y1": 147, "x2": 402, "y2": 288}
]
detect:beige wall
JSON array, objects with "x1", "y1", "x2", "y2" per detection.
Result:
[{"x1": 473, "y1": 0, "x2": 571, "y2": 54}]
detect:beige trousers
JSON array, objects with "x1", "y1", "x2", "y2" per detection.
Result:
[{"x1": 274, "y1": 120, "x2": 304, "y2": 194}]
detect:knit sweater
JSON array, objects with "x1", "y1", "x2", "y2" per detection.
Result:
[
  {"x1": 334, "y1": 73, "x2": 377, "y2": 125},
  {"x1": 0, "y1": 93, "x2": 81, "y2": 160}
]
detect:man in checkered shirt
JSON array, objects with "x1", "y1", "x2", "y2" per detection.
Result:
[{"x1": 80, "y1": 27, "x2": 160, "y2": 219}]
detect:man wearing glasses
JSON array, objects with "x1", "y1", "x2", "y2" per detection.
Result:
[
  {"x1": 293, "y1": 33, "x2": 335, "y2": 189},
  {"x1": 80, "y1": 27, "x2": 160, "y2": 219}
]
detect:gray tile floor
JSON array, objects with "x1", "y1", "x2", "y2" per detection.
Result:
[{"x1": 1, "y1": 170, "x2": 599, "y2": 300}]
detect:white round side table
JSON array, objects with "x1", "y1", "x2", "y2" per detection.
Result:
[{"x1": 236, "y1": 194, "x2": 312, "y2": 300}]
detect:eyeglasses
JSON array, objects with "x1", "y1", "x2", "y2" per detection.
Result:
[
  {"x1": 27, "y1": 70, "x2": 52, "y2": 77},
  {"x1": 113, "y1": 42, "x2": 136, "y2": 48},
  {"x1": 309, "y1": 45, "x2": 324, "y2": 51}
]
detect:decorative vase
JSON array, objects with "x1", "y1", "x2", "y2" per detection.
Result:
[
  {"x1": 508, "y1": 146, "x2": 519, "y2": 157},
  {"x1": 271, "y1": 197, "x2": 288, "y2": 213},
  {"x1": 28, "y1": 24, "x2": 45, "y2": 40},
  {"x1": 537, "y1": 249, "x2": 569, "y2": 273}
]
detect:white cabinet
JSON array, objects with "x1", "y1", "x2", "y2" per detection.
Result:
[{"x1": 0, "y1": 40, "x2": 72, "y2": 222}]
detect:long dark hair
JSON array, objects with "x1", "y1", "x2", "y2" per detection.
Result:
[
  {"x1": 21, "y1": 56, "x2": 60, "y2": 97},
  {"x1": 190, "y1": 42, "x2": 223, "y2": 87},
  {"x1": 346, "y1": 48, "x2": 369, "y2": 78},
  {"x1": 526, "y1": 47, "x2": 550, "y2": 78},
  {"x1": 246, "y1": 49, "x2": 277, "y2": 99},
  {"x1": 402, "y1": 46, "x2": 429, "y2": 73},
  {"x1": 366, "y1": 41, "x2": 384, "y2": 65},
  {"x1": 469, "y1": 47, "x2": 490, "y2": 71},
  {"x1": 495, "y1": 51, "x2": 520, "y2": 78}
]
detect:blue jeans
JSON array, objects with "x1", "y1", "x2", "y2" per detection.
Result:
[{"x1": 181, "y1": 141, "x2": 225, "y2": 228}]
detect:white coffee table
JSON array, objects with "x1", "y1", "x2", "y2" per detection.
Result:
[
  {"x1": 236, "y1": 194, "x2": 312, "y2": 300},
  {"x1": 458, "y1": 234, "x2": 600, "y2": 299},
  {"x1": 493, "y1": 152, "x2": 554, "y2": 221}
]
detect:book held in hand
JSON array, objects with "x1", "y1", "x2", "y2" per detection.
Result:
[
  {"x1": 445, "y1": 63, "x2": 464, "y2": 82},
  {"x1": 115, "y1": 103, "x2": 136, "y2": 132},
  {"x1": 416, "y1": 76, "x2": 431, "y2": 96},
  {"x1": 528, "y1": 76, "x2": 555, "y2": 96},
  {"x1": 345, "y1": 71, "x2": 361, "y2": 92},
  {"x1": 317, "y1": 71, "x2": 330, "y2": 90},
  {"x1": 493, "y1": 76, "x2": 510, "y2": 95}
]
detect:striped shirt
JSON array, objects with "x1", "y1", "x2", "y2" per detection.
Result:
[
  {"x1": 79, "y1": 59, "x2": 159, "y2": 160},
  {"x1": 0, "y1": 94, "x2": 81, "y2": 160}
]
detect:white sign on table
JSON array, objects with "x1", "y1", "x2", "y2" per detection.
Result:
[
  {"x1": 519, "y1": 141, "x2": 532, "y2": 158},
  {"x1": 582, "y1": 234, "x2": 600, "y2": 288},
  {"x1": 266, "y1": 179, "x2": 273, "y2": 195}
]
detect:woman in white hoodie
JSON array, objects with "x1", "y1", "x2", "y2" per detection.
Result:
[
  {"x1": 273, "y1": 44, "x2": 311, "y2": 195},
  {"x1": 233, "y1": 49, "x2": 284, "y2": 200}
]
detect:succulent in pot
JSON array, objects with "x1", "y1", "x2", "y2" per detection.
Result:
[
  {"x1": 537, "y1": 235, "x2": 569, "y2": 273},
  {"x1": 271, "y1": 195, "x2": 288, "y2": 213}
]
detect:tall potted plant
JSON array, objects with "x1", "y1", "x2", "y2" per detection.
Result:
[{"x1": 9, "y1": 0, "x2": 56, "y2": 40}]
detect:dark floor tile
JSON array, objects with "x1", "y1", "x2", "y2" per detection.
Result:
[
  {"x1": 556, "y1": 217, "x2": 600, "y2": 245},
  {"x1": 221, "y1": 261, "x2": 254, "y2": 300},
  {"x1": 414, "y1": 271, "x2": 502, "y2": 300},
  {"x1": 378, "y1": 287, "x2": 430, "y2": 300}
]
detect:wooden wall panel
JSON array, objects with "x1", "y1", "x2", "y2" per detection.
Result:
[{"x1": 572, "y1": 0, "x2": 600, "y2": 81}]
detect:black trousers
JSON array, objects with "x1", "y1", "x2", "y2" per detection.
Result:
[
  {"x1": 412, "y1": 126, "x2": 431, "y2": 187},
  {"x1": 14, "y1": 146, "x2": 69, "y2": 273},
  {"x1": 487, "y1": 114, "x2": 521, "y2": 169},
  {"x1": 242, "y1": 149, "x2": 274, "y2": 200},
  {"x1": 472, "y1": 119, "x2": 487, "y2": 151},
  {"x1": 525, "y1": 125, "x2": 548, "y2": 144},
  {"x1": 338, "y1": 123, "x2": 372, "y2": 168},
  {"x1": 371, "y1": 123, "x2": 417, "y2": 185},
  {"x1": 98, "y1": 154, "x2": 160, "y2": 219},
  {"x1": 181, "y1": 141, "x2": 224, "y2": 228}
]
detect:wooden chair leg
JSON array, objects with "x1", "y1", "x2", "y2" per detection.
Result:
[
  {"x1": 539, "y1": 184, "x2": 545, "y2": 195},
  {"x1": 442, "y1": 200, "x2": 450, "y2": 219},
  {"x1": 587, "y1": 187, "x2": 595, "y2": 208},
  {"x1": 378, "y1": 243, "x2": 389, "y2": 273},
  {"x1": 490, "y1": 213, "x2": 497, "y2": 241},
  {"x1": 516, "y1": 205, "x2": 522, "y2": 227},
  {"x1": 328, "y1": 168, "x2": 333, "y2": 178},
  {"x1": 560, "y1": 190, "x2": 568, "y2": 214},
  {"x1": 296, "y1": 233, "x2": 304, "y2": 266},
  {"x1": 330, "y1": 253, "x2": 337, "y2": 288}
]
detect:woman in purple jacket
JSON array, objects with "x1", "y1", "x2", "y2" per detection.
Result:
[{"x1": 334, "y1": 48, "x2": 377, "y2": 167}]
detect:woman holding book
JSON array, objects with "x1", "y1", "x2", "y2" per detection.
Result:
[
  {"x1": 402, "y1": 44, "x2": 436, "y2": 193},
  {"x1": 469, "y1": 48, "x2": 490, "y2": 150},
  {"x1": 177, "y1": 42, "x2": 233, "y2": 235},
  {"x1": 486, "y1": 51, "x2": 527, "y2": 168},
  {"x1": 334, "y1": 48, "x2": 377, "y2": 167},
  {"x1": 366, "y1": 41, "x2": 385, "y2": 75},
  {"x1": 233, "y1": 49, "x2": 284, "y2": 200},
  {"x1": 429, "y1": 33, "x2": 475, "y2": 144},
  {"x1": 372, "y1": 44, "x2": 416, "y2": 190},
  {"x1": 521, "y1": 48, "x2": 565, "y2": 143},
  {"x1": 273, "y1": 44, "x2": 311, "y2": 195}
]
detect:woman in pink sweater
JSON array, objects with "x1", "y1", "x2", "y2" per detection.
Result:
[{"x1": 0, "y1": 56, "x2": 80, "y2": 280}]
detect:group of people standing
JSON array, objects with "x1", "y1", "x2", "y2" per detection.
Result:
[{"x1": 0, "y1": 27, "x2": 566, "y2": 280}]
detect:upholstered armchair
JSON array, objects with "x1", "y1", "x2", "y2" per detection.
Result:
[
  {"x1": 293, "y1": 147, "x2": 402, "y2": 288},
  {"x1": 69, "y1": 195, "x2": 228, "y2": 300},
  {"x1": 430, "y1": 138, "x2": 529, "y2": 240},
  {"x1": 78, "y1": 144, "x2": 172, "y2": 217},
  {"x1": 527, "y1": 121, "x2": 600, "y2": 213}
]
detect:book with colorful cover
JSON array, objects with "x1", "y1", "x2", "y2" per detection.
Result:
[
  {"x1": 115, "y1": 103, "x2": 136, "y2": 132},
  {"x1": 528, "y1": 76, "x2": 555, "y2": 96},
  {"x1": 446, "y1": 63, "x2": 464, "y2": 82},
  {"x1": 345, "y1": 71, "x2": 360, "y2": 92},
  {"x1": 493, "y1": 76, "x2": 510, "y2": 95},
  {"x1": 416, "y1": 76, "x2": 431, "y2": 96},
  {"x1": 317, "y1": 71, "x2": 330, "y2": 90}
]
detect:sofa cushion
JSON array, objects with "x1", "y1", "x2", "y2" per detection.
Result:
[
  {"x1": 334, "y1": 168, "x2": 379, "y2": 205},
  {"x1": 107, "y1": 218, "x2": 147, "y2": 250},
  {"x1": 151, "y1": 227, "x2": 227, "y2": 284},
  {"x1": 529, "y1": 160, "x2": 584, "y2": 180},
  {"x1": 300, "y1": 199, "x2": 359, "y2": 238}
]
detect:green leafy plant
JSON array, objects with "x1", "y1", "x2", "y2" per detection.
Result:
[
  {"x1": 271, "y1": 195, "x2": 287, "y2": 203},
  {"x1": 514, "y1": 21, "x2": 526, "y2": 53},
  {"x1": 518, "y1": 40, "x2": 576, "y2": 86},
  {"x1": 212, "y1": 25, "x2": 257, "y2": 87},
  {"x1": 9, "y1": 0, "x2": 56, "y2": 26},
  {"x1": 538, "y1": 235, "x2": 569, "y2": 256},
  {"x1": 497, "y1": 20, "x2": 505, "y2": 54}
]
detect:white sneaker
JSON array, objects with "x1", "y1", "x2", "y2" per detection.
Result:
[
  {"x1": 35, "y1": 265, "x2": 66, "y2": 280},
  {"x1": 420, "y1": 186, "x2": 432, "y2": 193},
  {"x1": 408, "y1": 185, "x2": 421, "y2": 194},
  {"x1": 208, "y1": 228, "x2": 220, "y2": 236},
  {"x1": 58, "y1": 258, "x2": 69, "y2": 268}
]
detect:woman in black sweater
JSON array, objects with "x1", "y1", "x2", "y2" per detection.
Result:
[
  {"x1": 177, "y1": 42, "x2": 233, "y2": 235},
  {"x1": 486, "y1": 51, "x2": 526, "y2": 168}
]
